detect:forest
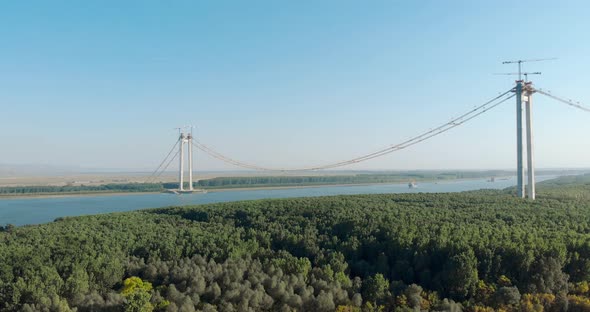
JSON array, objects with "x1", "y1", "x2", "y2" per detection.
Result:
[
  {"x1": 186, "y1": 171, "x2": 510, "y2": 188},
  {"x1": 0, "y1": 183, "x2": 165, "y2": 196},
  {"x1": 1, "y1": 174, "x2": 590, "y2": 311}
]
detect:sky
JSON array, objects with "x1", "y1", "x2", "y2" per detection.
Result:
[{"x1": 1, "y1": 0, "x2": 589, "y2": 172}]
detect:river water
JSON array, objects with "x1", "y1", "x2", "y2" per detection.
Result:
[{"x1": 0, "y1": 176, "x2": 555, "y2": 226}]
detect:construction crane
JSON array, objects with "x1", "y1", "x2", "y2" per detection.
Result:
[
  {"x1": 501, "y1": 58, "x2": 557, "y2": 80},
  {"x1": 494, "y1": 72, "x2": 541, "y2": 82}
]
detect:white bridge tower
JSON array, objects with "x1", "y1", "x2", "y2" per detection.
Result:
[
  {"x1": 502, "y1": 58, "x2": 555, "y2": 200},
  {"x1": 177, "y1": 128, "x2": 194, "y2": 192}
]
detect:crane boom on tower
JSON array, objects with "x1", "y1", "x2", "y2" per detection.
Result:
[{"x1": 501, "y1": 58, "x2": 557, "y2": 80}]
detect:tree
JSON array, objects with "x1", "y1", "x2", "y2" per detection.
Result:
[
  {"x1": 64, "y1": 265, "x2": 90, "y2": 303},
  {"x1": 404, "y1": 284, "x2": 423, "y2": 309},
  {"x1": 439, "y1": 250, "x2": 479, "y2": 300},
  {"x1": 362, "y1": 274, "x2": 390, "y2": 306},
  {"x1": 494, "y1": 286, "x2": 521, "y2": 307},
  {"x1": 120, "y1": 277, "x2": 153, "y2": 312},
  {"x1": 528, "y1": 257, "x2": 569, "y2": 294}
]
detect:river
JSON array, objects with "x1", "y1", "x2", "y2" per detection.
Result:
[{"x1": 0, "y1": 176, "x2": 555, "y2": 226}]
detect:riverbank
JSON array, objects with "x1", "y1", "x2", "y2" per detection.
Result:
[
  {"x1": 4, "y1": 170, "x2": 585, "y2": 199},
  {"x1": 0, "y1": 177, "x2": 513, "y2": 199},
  {"x1": 0, "y1": 191, "x2": 165, "y2": 200},
  {"x1": 0, "y1": 175, "x2": 561, "y2": 227}
]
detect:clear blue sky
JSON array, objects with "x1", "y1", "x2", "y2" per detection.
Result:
[{"x1": 1, "y1": 0, "x2": 589, "y2": 171}]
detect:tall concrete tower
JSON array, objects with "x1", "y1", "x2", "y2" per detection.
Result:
[
  {"x1": 515, "y1": 81, "x2": 525, "y2": 198},
  {"x1": 178, "y1": 133, "x2": 186, "y2": 191},
  {"x1": 176, "y1": 130, "x2": 195, "y2": 192},
  {"x1": 187, "y1": 131, "x2": 194, "y2": 191},
  {"x1": 514, "y1": 80, "x2": 536, "y2": 200},
  {"x1": 524, "y1": 82, "x2": 535, "y2": 200},
  {"x1": 502, "y1": 58, "x2": 553, "y2": 200}
]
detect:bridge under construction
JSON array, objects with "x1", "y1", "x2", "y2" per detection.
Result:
[{"x1": 146, "y1": 67, "x2": 589, "y2": 200}]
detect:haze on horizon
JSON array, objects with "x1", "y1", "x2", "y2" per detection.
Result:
[{"x1": 1, "y1": 1, "x2": 589, "y2": 172}]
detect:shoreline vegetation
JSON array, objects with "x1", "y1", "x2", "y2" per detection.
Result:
[
  {"x1": 1, "y1": 174, "x2": 590, "y2": 311},
  {"x1": 0, "y1": 170, "x2": 584, "y2": 199},
  {"x1": 0, "y1": 179, "x2": 492, "y2": 199},
  {"x1": 0, "y1": 181, "x2": 490, "y2": 199}
]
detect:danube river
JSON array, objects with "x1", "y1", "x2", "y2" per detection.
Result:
[{"x1": 0, "y1": 176, "x2": 555, "y2": 226}]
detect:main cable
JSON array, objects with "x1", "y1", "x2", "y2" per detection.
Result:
[
  {"x1": 314, "y1": 93, "x2": 515, "y2": 169},
  {"x1": 313, "y1": 88, "x2": 516, "y2": 168},
  {"x1": 534, "y1": 88, "x2": 590, "y2": 113},
  {"x1": 146, "y1": 139, "x2": 180, "y2": 182},
  {"x1": 191, "y1": 88, "x2": 515, "y2": 171},
  {"x1": 153, "y1": 150, "x2": 180, "y2": 180}
]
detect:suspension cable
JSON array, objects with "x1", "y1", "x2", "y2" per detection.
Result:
[
  {"x1": 153, "y1": 150, "x2": 180, "y2": 180},
  {"x1": 191, "y1": 88, "x2": 515, "y2": 171},
  {"x1": 193, "y1": 141, "x2": 272, "y2": 171},
  {"x1": 309, "y1": 93, "x2": 516, "y2": 170},
  {"x1": 146, "y1": 139, "x2": 180, "y2": 182},
  {"x1": 534, "y1": 88, "x2": 590, "y2": 113},
  {"x1": 294, "y1": 91, "x2": 515, "y2": 170}
]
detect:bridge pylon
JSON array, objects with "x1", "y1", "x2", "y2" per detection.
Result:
[
  {"x1": 176, "y1": 129, "x2": 197, "y2": 193},
  {"x1": 502, "y1": 59, "x2": 549, "y2": 200},
  {"x1": 178, "y1": 132, "x2": 186, "y2": 191},
  {"x1": 524, "y1": 82, "x2": 536, "y2": 200},
  {"x1": 516, "y1": 80, "x2": 525, "y2": 198},
  {"x1": 514, "y1": 80, "x2": 536, "y2": 200}
]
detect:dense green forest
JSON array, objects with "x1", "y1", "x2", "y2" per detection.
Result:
[
  {"x1": 0, "y1": 171, "x2": 513, "y2": 196},
  {"x1": 1, "y1": 174, "x2": 590, "y2": 311},
  {"x1": 535, "y1": 175, "x2": 590, "y2": 200},
  {"x1": 187, "y1": 171, "x2": 510, "y2": 189},
  {"x1": 0, "y1": 183, "x2": 165, "y2": 196}
]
